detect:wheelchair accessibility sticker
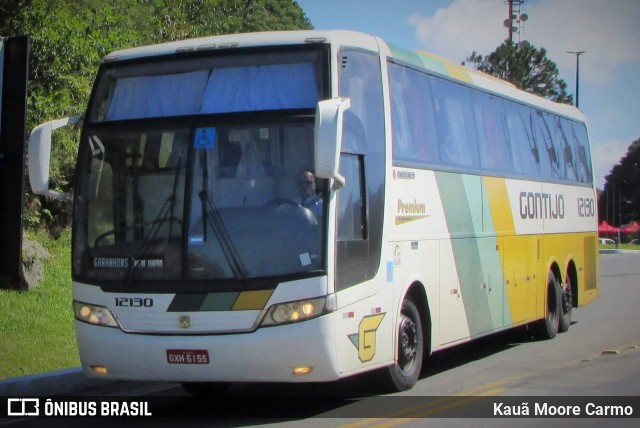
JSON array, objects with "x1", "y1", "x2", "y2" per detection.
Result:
[{"x1": 194, "y1": 127, "x2": 216, "y2": 150}]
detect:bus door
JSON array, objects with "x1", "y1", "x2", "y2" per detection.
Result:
[{"x1": 332, "y1": 46, "x2": 389, "y2": 374}]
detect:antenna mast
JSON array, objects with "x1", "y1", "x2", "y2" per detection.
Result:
[{"x1": 503, "y1": 0, "x2": 528, "y2": 45}]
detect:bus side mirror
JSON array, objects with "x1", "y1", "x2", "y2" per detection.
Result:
[
  {"x1": 28, "y1": 116, "x2": 80, "y2": 200},
  {"x1": 314, "y1": 97, "x2": 350, "y2": 189}
]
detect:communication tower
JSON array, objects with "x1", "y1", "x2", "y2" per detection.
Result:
[{"x1": 503, "y1": 0, "x2": 529, "y2": 45}]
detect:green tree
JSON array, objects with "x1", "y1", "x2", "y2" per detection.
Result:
[
  {"x1": 466, "y1": 41, "x2": 573, "y2": 104},
  {"x1": 2, "y1": 0, "x2": 312, "y2": 233},
  {"x1": 151, "y1": 0, "x2": 312, "y2": 40},
  {"x1": 598, "y1": 138, "x2": 640, "y2": 227},
  {"x1": 4, "y1": 0, "x2": 149, "y2": 233}
]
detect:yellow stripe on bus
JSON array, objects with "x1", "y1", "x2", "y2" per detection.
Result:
[
  {"x1": 483, "y1": 177, "x2": 533, "y2": 323},
  {"x1": 483, "y1": 176, "x2": 515, "y2": 235},
  {"x1": 232, "y1": 290, "x2": 274, "y2": 310}
]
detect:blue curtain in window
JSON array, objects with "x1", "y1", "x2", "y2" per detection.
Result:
[
  {"x1": 105, "y1": 63, "x2": 317, "y2": 120},
  {"x1": 199, "y1": 63, "x2": 317, "y2": 114},
  {"x1": 106, "y1": 71, "x2": 209, "y2": 120}
]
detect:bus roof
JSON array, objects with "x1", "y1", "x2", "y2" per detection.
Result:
[
  {"x1": 103, "y1": 30, "x2": 585, "y2": 123},
  {"x1": 103, "y1": 30, "x2": 378, "y2": 62}
]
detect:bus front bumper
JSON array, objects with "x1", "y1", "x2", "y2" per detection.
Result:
[{"x1": 75, "y1": 314, "x2": 340, "y2": 383}]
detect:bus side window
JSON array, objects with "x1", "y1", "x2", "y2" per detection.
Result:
[
  {"x1": 543, "y1": 112, "x2": 567, "y2": 181},
  {"x1": 571, "y1": 122, "x2": 593, "y2": 183},
  {"x1": 502, "y1": 101, "x2": 540, "y2": 178},
  {"x1": 530, "y1": 110, "x2": 553, "y2": 179},
  {"x1": 337, "y1": 154, "x2": 366, "y2": 241},
  {"x1": 431, "y1": 78, "x2": 479, "y2": 169},
  {"x1": 389, "y1": 62, "x2": 439, "y2": 165},
  {"x1": 557, "y1": 118, "x2": 578, "y2": 182},
  {"x1": 473, "y1": 92, "x2": 513, "y2": 173}
]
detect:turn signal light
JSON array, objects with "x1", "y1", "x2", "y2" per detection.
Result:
[
  {"x1": 293, "y1": 366, "x2": 313, "y2": 376},
  {"x1": 90, "y1": 366, "x2": 108, "y2": 375}
]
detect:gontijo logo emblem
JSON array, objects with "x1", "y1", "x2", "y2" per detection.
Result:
[{"x1": 348, "y1": 313, "x2": 386, "y2": 362}]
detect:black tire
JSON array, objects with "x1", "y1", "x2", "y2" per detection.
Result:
[
  {"x1": 532, "y1": 271, "x2": 560, "y2": 340},
  {"x1": 181, "y1": 382, "x2": 231, "y2": 396},
  {"x1": 383, "y1": 299, "x2": 423, "y2": 391},
  {"x1": 558, "y1": 274, "x2": 572, "y2": 333}
]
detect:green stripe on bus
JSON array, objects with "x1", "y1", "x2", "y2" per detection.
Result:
[
  {"x1": 476, "y1": 177, "x2": 511, "y2": 328},
  {"x1": 201, "y1": 292, "x2": 238, "y2": 311},
  {"x1": 167, "y1": 293, "x2": 208, "y2": 312},
  {"x1": 436, "y1": 172, "x2": 493, "y2": 335},
  {"x1": 167, "y1": 290, "x2": 274, "y2": 312}
]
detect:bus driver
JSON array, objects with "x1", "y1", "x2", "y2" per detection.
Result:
[{"x1": 296, "y1": 170, "x2": 323, "y2": 219}]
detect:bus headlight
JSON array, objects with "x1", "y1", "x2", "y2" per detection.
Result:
[
  {"x1": 74, "y1": 301, "x2": 119, "y2": 328},
  {"x1": 260, "y1": 297, "x2": 328, "y2": 327}
]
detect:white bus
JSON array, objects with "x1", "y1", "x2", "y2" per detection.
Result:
[{"x1": 29, "y1": 30, "x2": 599, "y2": 392}]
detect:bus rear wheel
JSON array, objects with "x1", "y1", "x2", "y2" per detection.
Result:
[
  {"x1": 532, "y1": 270, "x2": 561, "y2": 340},
  {"x1": 558, "y1": 275, "x2": 573, "y2": 333},
  {"x1": 383, "y1": 299, "x2": 423, "y2": 391}
]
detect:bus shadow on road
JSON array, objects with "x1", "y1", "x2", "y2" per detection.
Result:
[
  {"x1": 149, "y1": 326, "x2": 551, "y2": 422},
  {"x1": 420, "y1": 325, "x2": 533, "y2": 379},
  {"x1": 175, "y1": 326, "x2": 536, "y2": 398}
]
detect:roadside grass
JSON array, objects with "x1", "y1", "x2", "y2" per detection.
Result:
[
  {"x1": 600, "y1": 243, "x2": 640, "y2": 251},
  {"x1": 0, "y1": 229, "x2": 78, "y2": 380}
]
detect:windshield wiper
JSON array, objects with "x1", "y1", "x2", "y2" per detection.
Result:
[
  {"x1": 199, "y1": 190, "x2": 249, "y2": 288},
  {"x1": 123, "y1": 157, "x2": 183, "y2": 286},
  {"x1": 197, "y1": 150, "x2": 249, "y2": 288}
]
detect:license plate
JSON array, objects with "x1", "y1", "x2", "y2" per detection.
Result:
[{"x1": 166, "y1": 349, "x2": 210, "y2": 364}]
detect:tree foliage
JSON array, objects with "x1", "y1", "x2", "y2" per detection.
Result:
[
  {"x1": 1, "y1": 0, "x2": 312, "y2": 233},
  {"x1": 466, "y1": 41, "x2": 573, "y2": 104},
  {"x1": 598, "y1": 138, "x2": 640, "y2": 227}
]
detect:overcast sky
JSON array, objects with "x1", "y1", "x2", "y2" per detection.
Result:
[{"x1": 297, "y1": 0, "x2": 640, "y2": 188}]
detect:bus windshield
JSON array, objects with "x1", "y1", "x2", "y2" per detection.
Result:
[{"x1": 73, "y1": 48, "x2": 327, "y2": 291}]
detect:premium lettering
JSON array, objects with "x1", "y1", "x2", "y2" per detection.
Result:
[{"x1": 397, "y1": 199, "x2": 426, "y2": 214}]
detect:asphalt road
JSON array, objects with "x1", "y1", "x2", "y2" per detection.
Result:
[{"x1": 3, "y1": 253, "x2": 639, "y2": 427}]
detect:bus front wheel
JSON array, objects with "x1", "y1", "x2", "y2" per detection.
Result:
[{"x1": 384, "y1": 299, "x2": 423, "y2": 391}]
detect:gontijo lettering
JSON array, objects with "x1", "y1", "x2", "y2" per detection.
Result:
[{"x1": 519, "y1": 191, "x2": 565, "y2": 219}]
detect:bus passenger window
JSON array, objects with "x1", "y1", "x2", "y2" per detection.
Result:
[
  {"x1": 431, "y1": 78, "x2": 479, "y2": 169},
  {"x1": 557, "y1": 118, "x2": 578, "y2": 182},
  {"x1": 502, "y1": 101, "x2": 540, "y2": 178},
  {"x1": 532, "y1": 111, "x2": 563, "y2": 180},
  {"x1": 473, "y1": 92, "x2": 512, "y2": 173},
  {"x1": 389, "y1": 62, "x2": 439, "y2": 165},
  {"x1": 571, "y1": 123, "x2": 592, "y2": 183}
]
